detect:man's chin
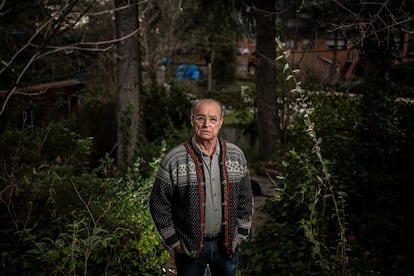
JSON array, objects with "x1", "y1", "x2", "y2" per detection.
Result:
[{"x1": 197, "y1": 135, "x2": 213, "y2": 141}]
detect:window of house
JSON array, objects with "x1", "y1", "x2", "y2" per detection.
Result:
[{"x1": 326, "y1": 39, "x2": 346, "y2": 49}]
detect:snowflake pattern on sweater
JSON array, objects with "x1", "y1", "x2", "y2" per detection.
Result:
[{"x1": 149, "y1": 138, "x2": 253, "y2": 258}]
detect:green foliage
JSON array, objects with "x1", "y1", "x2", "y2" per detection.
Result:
[
  {"x1": 214, "y1": 83, "x2": 256, "y2": 125},
  {"x1": 240, "y1": 82, "x2": 414, "y2": 275},
  {"x1": 15, "y1": 158, "x2": 169, "y2": 275},
  {"x1": 241, "y1": 148, "x2": 346, "y2": 275},
  {"x1": 0, "y1": 123, "x2": 169, "y2": 275},
  {"x1": 288, "y1": 92, "x2": 361, "y2": 190},
  {"x1": 213, "y1": 44, "x2": 238, "y2": 87},
  {"x1": 142, "y1": 81, "x2": 193, "y2": 153},
  {"x1": 75, "y1": 96, "x2": 117, "y2": 164},
  {"x1": 172, "y1": 0, "x2": 240, "y2": 86},
  {"x1": 74, "y1": 79, "x2": 194, "y2": 175},
  {"x1": 240, "y1": 41, "x2": 349, "y2": 275},
  {"x1": 336, "y1": 80, "x2": 365, "y2": 94}
]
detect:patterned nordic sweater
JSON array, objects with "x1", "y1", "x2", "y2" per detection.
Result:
[{"x1": 149, "y1": 138, "x2": 253, "y2": 258}]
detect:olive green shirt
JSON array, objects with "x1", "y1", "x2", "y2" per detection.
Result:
[{"x1": 191, "y1": 137, "x2": 222, "y2": 236}]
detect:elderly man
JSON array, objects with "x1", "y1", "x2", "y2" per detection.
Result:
[{"x1": 149, "y1": 98, "x2": 253, "y2": 276}]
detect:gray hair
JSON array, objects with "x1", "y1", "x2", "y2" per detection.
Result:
[{"x1": 191, "y1": 98, "x2": 224, "y2": 119}]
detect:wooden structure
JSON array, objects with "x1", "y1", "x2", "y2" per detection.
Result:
[
  {"x1": 10, "y1": 80, "x2": 85, "y2": 100},
  {"x1": 0, "y1": 80, "x2": 85, "y2": 127}
]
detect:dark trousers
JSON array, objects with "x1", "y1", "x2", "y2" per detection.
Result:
[{"x1": 174, "y1": 240, "x2": 239, "y2": 276}]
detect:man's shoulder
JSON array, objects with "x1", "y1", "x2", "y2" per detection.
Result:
[
  {"x1": 161, "y1": 143, "x2": 187, "y2": 164},
  {"x1": 221, "y1": 139, "x2": 243, "y2": 153},
  {"x1": 167, "y1": 142, "x2": 187, "y2": 154}
]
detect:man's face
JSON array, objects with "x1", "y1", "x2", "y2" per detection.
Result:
[{"x1": 191, "y1": 101, "x2": 223, "y2": 142}]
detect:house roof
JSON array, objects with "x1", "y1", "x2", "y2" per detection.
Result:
[{"x1": 0, "y1": 80, "x2": 85, "y2": 100}]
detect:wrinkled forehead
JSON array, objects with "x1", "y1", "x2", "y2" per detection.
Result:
[{"x1": 192, "y1": 99, "x2": 223, "y2": 117}]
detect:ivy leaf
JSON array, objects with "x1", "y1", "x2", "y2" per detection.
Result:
[{"x1": 283, "y1": 63, "x2": 289, "y2": 73}]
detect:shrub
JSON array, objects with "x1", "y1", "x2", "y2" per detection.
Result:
[{"x1": 0, "y1": 123, "x2": 169, "y2": 275}]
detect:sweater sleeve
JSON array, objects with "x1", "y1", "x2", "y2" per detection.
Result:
[
  {"x1": 236, "y1": 154, "x2": 254, "y2": 240},
  {"x1": 149, "y1": 163, "x2": 180, "y2": 249}
]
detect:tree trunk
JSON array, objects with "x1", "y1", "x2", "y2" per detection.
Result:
[
  {"x1": 114, "y1": 0, "x2": 140, "y2": 172},
  {"x1": 255, "y1": 0, "x2": 280, "y2": 160}
]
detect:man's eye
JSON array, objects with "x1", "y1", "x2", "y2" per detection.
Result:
[{"x1": 194, "y1": 116, "x2": 219, "y2": 124}]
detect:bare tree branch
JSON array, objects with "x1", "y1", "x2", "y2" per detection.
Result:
[
  {"x1": 330, "y1": 0, "x2": 414, "y2": 47},
  {"x1": 0, "y1": 52, "x2": 40, "y2": 116},
  {"x1": 0, "y1": 0, "x2": 150, "y2": 115}
]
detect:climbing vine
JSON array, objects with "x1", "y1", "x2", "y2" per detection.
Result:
[
  {"x1": 240, "y1": 39, "x2": 350, "y2": 275},
  {"x1": 275, "y1": 37, "x2": 349, "y2": 273}
]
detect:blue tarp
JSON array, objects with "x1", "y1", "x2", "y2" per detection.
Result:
[{"x1": 175, "y1": 64, "x2": 200, "y2": 81}]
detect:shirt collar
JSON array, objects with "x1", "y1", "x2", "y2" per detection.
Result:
[{"x1": 191, "y1": 136, "x2": 220, "y2": 157}]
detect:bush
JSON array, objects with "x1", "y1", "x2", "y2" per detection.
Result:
[
  {"x1": 240, "y1": 90, "x2": 414, "y2": 275},
  {"x1": 0, "y1": 123, "x2": 169, "y2": 275},
  {"x1": 141, "y1": 81, "x2": 193, "y2": 159}
]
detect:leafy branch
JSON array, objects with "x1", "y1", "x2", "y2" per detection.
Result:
[{"x1": 275, "y1": 37, "x2": 349, "y2": 273}]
